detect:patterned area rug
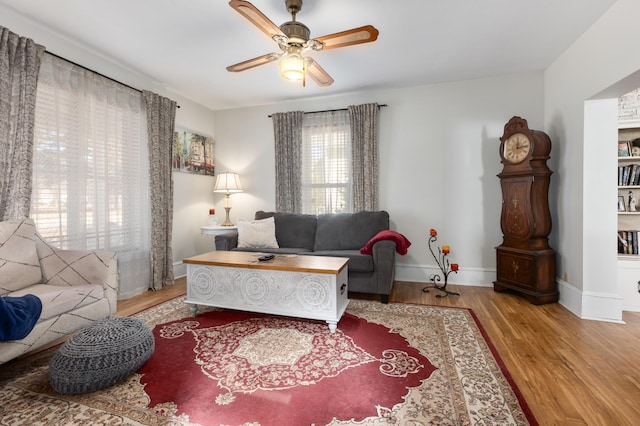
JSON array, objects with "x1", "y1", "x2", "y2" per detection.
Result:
[{"x1": 0, "y1": 297, "x2": 536, "y2": 425}]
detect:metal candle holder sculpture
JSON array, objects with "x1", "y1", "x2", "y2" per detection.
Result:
[{"x1": 422, "y1": 228, "x2": 460, "y2": 298}]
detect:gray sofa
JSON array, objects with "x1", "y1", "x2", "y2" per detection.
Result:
[{"x1": 215, "y1": 210, "x2": 396, "y2": 303}]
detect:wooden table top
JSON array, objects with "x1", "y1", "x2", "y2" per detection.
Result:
[{"x1": 183, "y1": 251, "x2": 349, "y2": 274}]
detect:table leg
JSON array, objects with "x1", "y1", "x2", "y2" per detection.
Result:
[
  {"x1": 327, "y1": 321, "x2": 337, "y2": 333},
  {"x1": 188, "y1": 303, "x2": 198, "y2": 316}
]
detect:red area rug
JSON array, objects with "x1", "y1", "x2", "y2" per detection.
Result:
[
  {"x1": 0, "y1": 297, "x2": 536, "y2": 425},
  {"x1": 141, "y1": 309, "x2": 434, "y2": 425}
]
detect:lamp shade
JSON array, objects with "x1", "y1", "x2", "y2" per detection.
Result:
[
  {"x1": 279, "y1": 54, "x2": 305, "y2": 81},
  {"x1": 214, "y1": 172, "x2": 243, "y2": 193}
]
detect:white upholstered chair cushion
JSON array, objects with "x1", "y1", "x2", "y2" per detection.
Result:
[{"x1": 10, "y1": 283, "x2": 105, "y2": 321}]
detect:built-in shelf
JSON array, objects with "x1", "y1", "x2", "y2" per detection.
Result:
[
  {"x1": 618, "y1": 254, "x2": 640, "y2": 260},
  {"x1": 619, "y1": 120, "x2": 640, "y2": 129},
  {"x1": 618, "y1": 122, "x2": 640, "y2": 257}
]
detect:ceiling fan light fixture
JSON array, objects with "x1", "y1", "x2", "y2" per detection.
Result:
[{"x1": 279, "y1": 54, "x2": 305, "y2": 80}]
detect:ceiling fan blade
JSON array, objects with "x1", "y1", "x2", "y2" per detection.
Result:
[
  {"x1": 315, "y1": 25, "x2": 379, "y2": 50},
  {"x1": 227, "y1": 53, "x2": 281, "y2": 72},
  {"x1": 229, "y1": 0, "x2": 284, "y2": 39},
  {"x1": 305, "y1": 59, "x2": 334, "y2": 86}
]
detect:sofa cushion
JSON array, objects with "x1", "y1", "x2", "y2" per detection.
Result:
[
  {"x1": 10, "y1": 283, "x2": 105, "y2": 321},
  {"x1": 0, "y1": 218, "x2": 42, "y2": 295},
  {"x1": 237, "y1": 217, "x2": 279, "y2": 249},
  {"x1": 255, "y1": 211, "x2": 317, "y2": 251},
  {"x1": 314, "y1": 211, "x2": 389, "y2": 251},
  {"x1": 311, "y1": 250, "x2": 374, "y2": 272}
]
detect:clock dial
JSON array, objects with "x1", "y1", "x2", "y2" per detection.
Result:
[{"x1": 503, "y1": 133, "x2": 531, "y2": 164}]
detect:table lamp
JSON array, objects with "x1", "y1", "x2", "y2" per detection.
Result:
[{"x1": 214, "y1": 172, "x2": 243, "y2": 226}]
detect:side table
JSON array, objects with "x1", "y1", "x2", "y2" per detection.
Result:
[{"x1": 200, "y1": 225, "x2": 237, "y2": 250}]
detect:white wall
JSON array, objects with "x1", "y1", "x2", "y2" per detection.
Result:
[
  {"x1": 545, "y1": 0, "x2": 640, "y2": 321},
  {"x1": 213, "y1": 72, "x2": 545, "y2": 287},
  {"x1": 1, "y1": 6, "x2": 216, "y2": 284}
]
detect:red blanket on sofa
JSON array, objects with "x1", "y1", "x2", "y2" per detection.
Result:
[{"x1": 360, "y1": 230, "x2": 411, "y2": 255}]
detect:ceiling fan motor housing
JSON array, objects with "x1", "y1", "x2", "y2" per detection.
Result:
[{"x1": 280, "y1": 21, "x2": 310, "y2": 44}]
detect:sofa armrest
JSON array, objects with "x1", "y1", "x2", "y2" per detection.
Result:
[
  {"x1": 372, "y1": 240, "x2": 397, "y2": 296},
  {"x1": 34, "y1": 233, "x2": 119, "y2": 314},
  {"x1": 215, "y1": 231, "x2": 239, "y2": 251}
]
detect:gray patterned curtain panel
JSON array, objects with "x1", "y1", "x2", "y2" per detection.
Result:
[
  {"x1": 349, "y1": 103, "x2": 379, "y2": 212},
  {"x1": 272, "y1": 111, "x2": 303, "y2": 213},
  {"x1": 0, "y1": 26, "x2": 45, "y2": 221},
  {"x1": 143, "y1": 90, "x2": 177, "y2": 291}
]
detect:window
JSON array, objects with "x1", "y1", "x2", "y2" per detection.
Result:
[
  {"x1": 30, "y1": 53, "x2": 150, "y2": 299},
  {"x1": 301, "y1": 110, "x2": 353, "y2": 214}
]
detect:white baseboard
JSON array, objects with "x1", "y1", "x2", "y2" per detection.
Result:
[
  {"x1": 557, "y1": 278, "x2": 582, "y2": 317},
  {"x1": 395, "y1": 263, "x2": 493, "y2": 287},
  {"x1": 622, "y1": 305, "x2": 640, "y2": 312},
  {"x1": 397, "y1": 265, "x2": 625, "y2": 324},
  {"x1": 558, "y1": 278, "x2": 624, "y2": 324},
  {"x1": 173, "y1": 261, "x2": 186, "y2": 280},
  {"x1": 581, "y1": 291, "x2": 624, "y2": 323}
]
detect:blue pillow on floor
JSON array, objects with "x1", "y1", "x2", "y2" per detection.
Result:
[{"x1": 0, "y1": 294, "x2": 42, "y2": 341}]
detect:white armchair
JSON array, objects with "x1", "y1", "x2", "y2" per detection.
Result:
[{"x1": 0, "y1": 218, "x2": 118, "y2": 364}]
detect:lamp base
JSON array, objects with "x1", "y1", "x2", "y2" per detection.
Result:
[{"x1": 221, "y1": 207, "x2": 234, "y2": 226}]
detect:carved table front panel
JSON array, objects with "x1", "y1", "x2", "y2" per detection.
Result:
[{"x1": 185, "y1": 255, "x2": 349, "y2": 333}]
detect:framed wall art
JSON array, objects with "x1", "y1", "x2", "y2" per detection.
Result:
[{"x1": 173, "y1": 129, "x2": 215, "y2": 176}]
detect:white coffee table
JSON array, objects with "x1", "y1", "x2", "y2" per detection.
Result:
[{"x1": 183, "y1": 251, "x2": 349, "y2": 333}]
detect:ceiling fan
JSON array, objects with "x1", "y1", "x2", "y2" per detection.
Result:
[{"x1": 226, "y1": 0, "x2": 379, "y2": 86}]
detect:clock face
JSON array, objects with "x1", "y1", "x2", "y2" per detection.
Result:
[{"x1": 503, "y1": 133, "x2": 531, "y2": 164}]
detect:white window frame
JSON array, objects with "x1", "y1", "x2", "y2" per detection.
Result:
[{"x1": 301, "y1": 110, "x2": 353, "y2": 214}]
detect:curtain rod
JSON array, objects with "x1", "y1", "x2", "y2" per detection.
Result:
[
  {"x1": 268, "y1": 104, "x2": 387, "y2": 118},
  {"x1": 45, "y1": 51, "x2": 180, "y2": 108}
]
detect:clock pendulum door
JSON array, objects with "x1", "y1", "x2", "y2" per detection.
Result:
[{"x1": 494, "y1": 116, "x2": 558, "y2": 305}]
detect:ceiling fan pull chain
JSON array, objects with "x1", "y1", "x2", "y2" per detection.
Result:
[{"x1": 303, "y1": 60, "x2": 306, "y2": 87}]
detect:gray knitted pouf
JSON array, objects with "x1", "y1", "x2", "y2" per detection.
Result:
[{"x1": 49, "y1": 316, "x2": 155, "y2": 394}]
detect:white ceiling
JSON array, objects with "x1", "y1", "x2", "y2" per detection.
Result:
[{"x1": 1, "y1": 0, "x2": 617, "y2": 111}]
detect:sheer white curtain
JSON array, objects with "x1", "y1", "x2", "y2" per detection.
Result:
[
  {"x1": 31, "y1": 53, "x2": 151, "y2": 299},
  {"x1": 301, "y1": 110, "x2": 353, "y2": 214}
]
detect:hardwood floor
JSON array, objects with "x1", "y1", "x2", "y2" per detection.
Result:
[{"x1": 119, "y1": 278, "x2": 640, "y2": 425}]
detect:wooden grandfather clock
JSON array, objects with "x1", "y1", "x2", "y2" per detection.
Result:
[{"x1": 494, "y1": 116, "x2": 558, "y2": 305}]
